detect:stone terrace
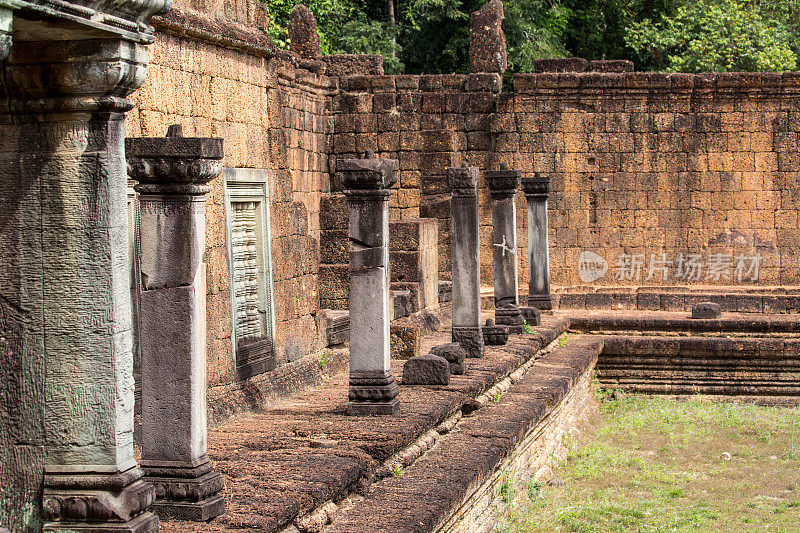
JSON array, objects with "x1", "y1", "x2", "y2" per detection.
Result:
[{"x1": 158, "y1": 307, "x2": 571, "y2": 532}]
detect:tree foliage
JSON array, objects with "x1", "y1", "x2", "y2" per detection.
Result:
[
  {"x1": 626, "y1": 0, "x2": 797, "y2": 72},
  {"x1": 261, "y1": 0, "x2": 799, "y2": 73}
]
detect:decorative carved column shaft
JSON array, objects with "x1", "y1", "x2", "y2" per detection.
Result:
[
  {"x1": 0, "y1": 38, "x2": 162, "y2": 532},
  {"x1": 522, "y1": 173, "x2": 553, "y2": 310},
  {"x1": 485, "y1": 165, "x2": 524, "y2": 332},
  {"x1": 448, "y1": 165, "x2": 485, "y2": 358},
  {"x1": 338, "y1": 155, "x2": 400, "y2": 416},
  {"x1": 127, "y1": 125, "x2": 225, "y2": 521}
]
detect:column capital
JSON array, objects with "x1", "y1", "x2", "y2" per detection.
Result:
[
  {"x1": 485, "y1": 165, "x2": 521, "y2": 199},
  {"x1": 3, "y1": 38, "x2": 150, "y2": 115},
  {"x1": 447, "y1": 164, "x2": 480, "y2": 198},
  {"x1": 127, "y1": 125, "x2": 224, "y2": 195},
  {"x1": 521, "y1": 172, "x2": 552, "y2": 198},
  {"x1": 337, "y1": 153, "x2": 399, "y2": 196}
]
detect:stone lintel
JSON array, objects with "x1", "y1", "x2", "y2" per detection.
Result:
[
  {"x1": 2, "y1": 0, "x2": 171, "y2": 44},
  {"x1": 521, "y1": 173, "x2": 551, "y2": 198},
  {"x1": 337, "y1": 155, "x2": 399, "y2": 192},
  {"x1": 447, "y1": 165, "x2": 479, "y2": 197}
]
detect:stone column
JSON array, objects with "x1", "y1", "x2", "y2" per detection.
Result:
[
  {"x1": 0, "y1": 39, "x2": 162, "y2": 532},
  {"x1": 127, "y1": 125, "x2": 225, "y2": 521},
  {"x1": 522, "y1": 173, "x2": 553, "y2": 310},
  {"x1": 337, "y1": 155, "x2": 400, "y2": 416},
  {"x1": 448, "y1": 165, "x2": 485, "y2": 358},
  {"x1": 485, "y1": 165, "x2": 524, "y2": 332}
]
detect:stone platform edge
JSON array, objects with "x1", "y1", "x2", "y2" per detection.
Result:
[{"x1": 323, "y1": 335, "x2": 602, "y2": 533}]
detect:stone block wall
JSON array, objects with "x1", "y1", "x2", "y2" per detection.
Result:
[{"x1": 332, "y1": 71, "x2": 800, "y2": 289}]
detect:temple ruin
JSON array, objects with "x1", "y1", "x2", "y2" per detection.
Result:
[{"x1": 1, "y1": 0, "x2": 800, "y2": 531}]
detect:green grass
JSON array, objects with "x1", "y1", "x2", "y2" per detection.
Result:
[{"x1": 494, "y1": 394, "x2": 800, "y2": 532}]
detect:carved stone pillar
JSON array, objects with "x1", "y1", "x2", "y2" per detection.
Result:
[
  {"x1": 127, "y1": 125, "x2": 225, "y2": 521},
  {"x1": 0, "y1": 0, "x2": 168, "y2": 529},
  {"x1": 0, "y1": 39, "x2": 160, "y2": 532},
  {"x1": 338, "y1": 155, "x2": 400, "y2": 416},
  {"x1": 485, "y1": 165, "x2": 524, "y2": 332},
  {"x1": 522, "y1": 173, "x2": 553, "y2": 310},
  {"x1": 448, "y1": 165, "x2": 485, "y2": 358}
]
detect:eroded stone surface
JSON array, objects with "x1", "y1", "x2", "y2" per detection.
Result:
[
  {"x1": 289, "y1": 4, "x2": 322, "y2": 59},
  {"x1": 469, "y1": 0, "x2": 506, "y2": 73},
  {"x1": 692, "y1": 301, "x2": 722, "y2": 319},
  {"x1": 402, "y1": 354, "x2": 450, "y2": 385}
]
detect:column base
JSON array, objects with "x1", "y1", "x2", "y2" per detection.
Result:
[
  {"x1": 142, "y1": 460, "x2": 225, "y2": 521},
  {"x1": 495, "y1": 306, "x2": 525, "y2": 333},
  {"x1": 43, "y1": 512, "x2": 159, "y2": 533},
  {"x1": 348, "y1": 398, "x2": 400, "y2": 416},
  {"x1": 527, "y1": 294, "x2": 553, "y2": 310},
  {"x1": 42, "y1": 466, "x2": 157, "y2": 532},
  {"x1": 452, "y1": 326, "x2": 485, "y2": 358},
  {"x1": 348, "y1": 370, "x2": 400, "y2": 416}
]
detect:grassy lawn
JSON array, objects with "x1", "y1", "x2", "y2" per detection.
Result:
[{"x1": 495, "y1": 391, "x2": 800, "y2": 532}]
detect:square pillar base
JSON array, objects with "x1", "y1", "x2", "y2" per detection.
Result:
[
  {"x1": 527, "y1": 294, "x2": 553, "y2": 310},
  {"x1": 43, "y1": 513, "x2": 159, "y2": 533},
  {"x1": 452, "y1": 326, "x2": 485, "y2": 358},
  {"x1": 347, "y1": 398, "x2": 400, "y2": 416},
  {"x1": 348, "y1": 371, "x2": 400, "y2": 416},
  {"x1": 43, "y1": 467, "x2": 157, "y2": 532},
  {"x1": 495, "y1": 306, "x2": 524, "y2": 333},
  {"x1": 143, "y1": 463, "x2": 225, "y2": 522},
  {"x1": 151, "y1": 495, "x2": 225, "y2": 522}
]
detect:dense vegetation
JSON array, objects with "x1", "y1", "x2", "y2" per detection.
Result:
[{"x1": 259, "y1": 0, "x2": 800, "y2": 73}]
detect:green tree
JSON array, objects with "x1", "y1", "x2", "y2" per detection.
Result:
[{"x1": 626, "y1": 0, "x2": 797, "y2": 72}]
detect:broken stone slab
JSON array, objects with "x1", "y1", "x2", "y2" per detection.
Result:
[
  {"x1": 392, "y1": 289, "x2": 414, "y2": 320},
  {"x1": 483, "y1": 318, "x2": 509, "y2": 346},
  {"x1": 520, "y1": 306, "x2": 541, "y2": 327},
  {"x1": 402, "y1": 354, "x2": 451, "y2": 385},
  {"x1": 430, "y1": 343, "x2": 467, "y2": 375},
  {"x1": 390, "y1": 318, "x2": 422, "y2": 360},
  {"x1": 534, "y1": 57, "x2": 589, "y2": 73},
  {"x1": 320, "y1": 309, "x2": 350, "y2": 346},
  {"x1": 692, "y1": 302, "x2": 722, "y2": 319},
  {"x1": 589, "y1": 59, "x2": 634, "y2": 72},
  {"x1": 289, "y1": 4, "x2": 321, "y2": 59},
  {"x1": 469, "y1": 0, "x2": 507, "y2": 73}
]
